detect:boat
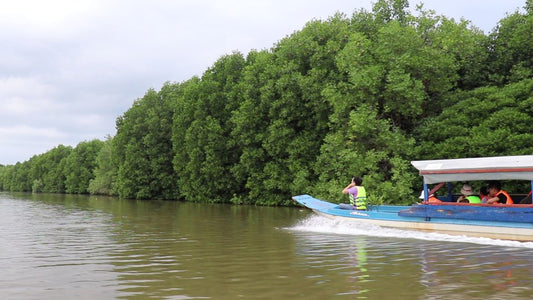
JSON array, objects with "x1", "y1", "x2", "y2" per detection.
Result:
[{"x1": 293, "y1": 155, "x2": 533, "y2": 241}]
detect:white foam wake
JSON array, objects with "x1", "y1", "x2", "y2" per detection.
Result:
[{"x1": 289, "y1": 214, "x2": 533, "y2": 249}]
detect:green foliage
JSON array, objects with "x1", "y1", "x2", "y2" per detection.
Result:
[
  {"x1": 0, "y1": 145, "x2": 72, "y2": 193},
  {"x1": 487, "y1": 5, "x2": 533, "y2": 85},
  {"x1": 35, "y1": 145, "x2": 72, "y2": 193},
  {"x1": 113, "y1": 87, "x2": 178, "y2": 200},
  {"x1": 367, "y1": 194, "x2": 384, "y2": 207},
  {"x1": 372, "y1": 0, "x2": 410, "y2": 24},
  {"x1": 89, "y1": 136, "x2": 116, "y2": 195},
  {"x1": 313, "y1": 104, "x2": 417, "y2": 204},
  {"x1": 64, "y1": 140, "x2": 104, "y2": 194},
  {"x1": 8, "y1": 162, "x2": 31, "y2": 192},
  {"x1": 415, "y1": 79, "x2": 533, "y2": 159},
  {"x1": 413, "y1": 7, "x2": 489, "y2": 90},
  {"x1": 172, "y1": 53, "x2": 246, "y2": 203},
  {"x1": 228, "y1": 50, "x2": 273, "y2": 204},
  {"x1": 32, "y1": 179, "x2": 43, "y2": 193},
  {"x1": 228, "y1": 16, "x2": 354, "y2": 206},
  {"x1": 335, "y1": 15, "x2": 460, "y2": 130}
]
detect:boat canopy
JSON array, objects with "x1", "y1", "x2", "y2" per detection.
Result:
[{"x1": 411, "y1": 155, "x2": 533, "y2": 184}]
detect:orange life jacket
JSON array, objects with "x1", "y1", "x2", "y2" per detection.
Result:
[
  {"x1": 428, "y1": 196, "x2": 442, "y2": 203},
  {"x1": 496, "y1": 190, "x2": 513, "y2": 205}
]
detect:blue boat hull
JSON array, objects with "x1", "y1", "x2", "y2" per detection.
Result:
[{"x1": 293, "y1": 194, "x2": 533, "y2": 241}]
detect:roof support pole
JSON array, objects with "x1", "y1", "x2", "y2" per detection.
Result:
[{"x1": 423, "y1": 182, "x2": 428, "y2": 203}]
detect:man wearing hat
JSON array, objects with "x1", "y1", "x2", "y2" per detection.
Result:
[{"x1": 457, "y1": 184, "x2": 481, "y2": 203}]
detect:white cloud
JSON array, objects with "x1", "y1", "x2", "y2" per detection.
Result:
[
  {"x1": 0, "y1": 125, "x2": 69, "y2": 164},
  {"x1": 0, "y1": 125, "x2": 67, "y2": 140},
  {"x1": 0, "y1": 77, "x2": 60, "y2": 116},
  {"x1": 417, "y1": 0, "x2": 525, "y2": 33},
  {"x1": 0, "y1": 0, "x2": 105, "y2": 37}
]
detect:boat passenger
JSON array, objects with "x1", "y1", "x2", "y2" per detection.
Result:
[
  {"x1": 456, "y1": 184, "x2": 481, "y2": 203},
  {"x1": 479, "y1": 186, "x2": 490, "y2": 203},
  {"x1": 419, "y1": 190, "x2": 441, "y2": 203},
  {"x1": 486, "y1": 181, "x2": 514, "y2": 205},
  {"x1": 341, "y1": 176, "x2": 367, "y2": 210}
]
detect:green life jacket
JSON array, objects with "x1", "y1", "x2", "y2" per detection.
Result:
[
  {"x1": 466, "y1": 195, "x2": 481, "y2": 203},
  {"x1": 350, "y1": 186, "x2": 367, "y2": 210}
]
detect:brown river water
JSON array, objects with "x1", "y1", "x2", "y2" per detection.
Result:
[{"x1": 1, "y1": 192, "x2": 533, "y2": 299}]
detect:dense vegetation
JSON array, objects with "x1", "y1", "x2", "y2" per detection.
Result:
[{"x1": 1, "y1": 0, "x2": 532, "y2": 205}]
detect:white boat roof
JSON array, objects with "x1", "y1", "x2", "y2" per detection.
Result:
[{"x1": 411, "y1": 155, "x2": 533, "y2": 184}]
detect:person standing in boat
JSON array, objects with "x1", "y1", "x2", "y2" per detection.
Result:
[
  {"x1": 486, "y1": 181, "x2": 514, "y2": 204},
  {"x1": 340, "y1": 176, "x2": 367, "y2": 210},
  {"x1": 456, "y1": 184, "x2": 481, "y2": 203}
]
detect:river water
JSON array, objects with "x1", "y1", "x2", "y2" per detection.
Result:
[{"x1": 1, "y1": 192, "x2": 533, "y2": 299}]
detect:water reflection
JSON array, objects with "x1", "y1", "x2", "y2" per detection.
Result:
[
  {"x1": 415, "y1": 244, "x2": 533, "y2": 299},
  {"x1": 341, "y1": 239, "x2": 369, "y2": 297},
  {"x1": 290, "y1": 215, "x2": 533, "y2": 299},
  {"x1": 0, "y1": 193, "x2": 120, "y2": 299},
  {"x1": 103, "y1": 201, "x2": 302, "y2": 299}
]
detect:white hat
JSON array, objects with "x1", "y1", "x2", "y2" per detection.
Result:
[
  {"x1": 419, "y1": 190, "x2": 434, "y2": 199},
  {"x1": 460, "y1": 184, "x2": 473, "y2": 196}
]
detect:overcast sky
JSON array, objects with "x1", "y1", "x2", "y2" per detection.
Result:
[{"x1": 0, "y1": 0, "x2": 526, "y2": 165}]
